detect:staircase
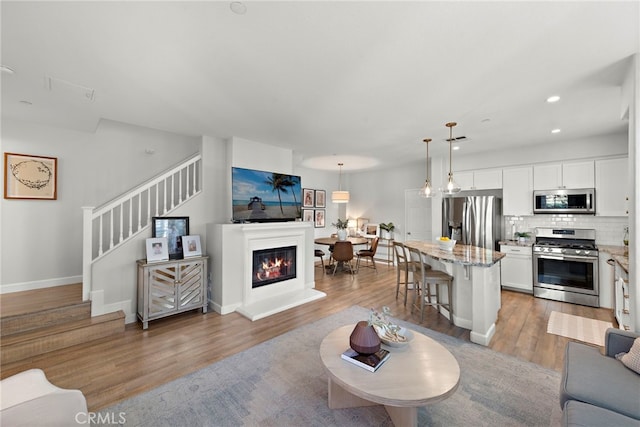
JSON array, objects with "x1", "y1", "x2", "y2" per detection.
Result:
[{"x1": 0, "y1": 285, "x2": 125, "y2": 366}]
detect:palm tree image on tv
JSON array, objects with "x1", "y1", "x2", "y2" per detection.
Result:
[
  {"x1": 232, "y1": 167, "x2": 302, "y2": 222},
  {"x1": 265, "y1": 173, "x2": 290, "y2": 215}
]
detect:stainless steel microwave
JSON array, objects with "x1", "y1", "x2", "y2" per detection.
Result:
[{"x1": 533, "y1": 188, "x2": 595, "y2": 214}]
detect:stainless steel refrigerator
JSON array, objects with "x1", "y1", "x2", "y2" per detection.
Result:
[{"x1": 442, "y1": 196, "x2": 502, "y2": 251}]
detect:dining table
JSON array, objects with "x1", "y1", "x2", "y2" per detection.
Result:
[{"x1": 314, "y1": 236, "x2": 369, "y2": 273}]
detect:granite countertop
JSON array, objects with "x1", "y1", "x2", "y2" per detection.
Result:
[
  {"x1": 499, "y1": 239, "x2": 533, "y2": 247},
  {"x1": 404, "y1": 241, "x2": 505, "y2": 267},
  {"x1": 598, "y1": 245, "x2": 629, "y2": 274}
]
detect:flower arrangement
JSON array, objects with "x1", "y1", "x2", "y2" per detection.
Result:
[
  {"x1": 369, "y1": 306, "x2": 407, "y2": 344},
  {"x1": 331, "y1": 218, "x2": 349, "y2": 230}
]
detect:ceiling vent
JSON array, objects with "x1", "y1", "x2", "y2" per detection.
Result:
[
  {"x1": 443, "y1": 136, "x2": 468, "y2": 143},
  {"x1": 45, "y1": 76, "x2": 95, "y2": 102}
]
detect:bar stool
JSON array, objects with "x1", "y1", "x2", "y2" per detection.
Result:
[
  {"x1": 407, "y1": 246, "x2": 454, "y2": 324},
  {"x1": 393, "y1": 242, "x2": 428, "y2": 305}
]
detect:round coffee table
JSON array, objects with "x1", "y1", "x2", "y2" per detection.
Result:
[{"x1": 319, "y1": 324, "x2": 460, "y2": 426}]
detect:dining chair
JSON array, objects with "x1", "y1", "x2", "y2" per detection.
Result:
[
  {"x1": 407, "y1": 246, "x2": 454, "y2": 323},
  {"x1": 356, "y1": 237, "x2": 379, "y2": 273},
  {"x1": 331, "y1": 241, "x2": 354, "y2": 277},
  {"x1": 393, "y1": 242, "x2": 423, "y2": 305},
  {"x1": 314, "y1": 248, "x2": 325, "y2": 273}
]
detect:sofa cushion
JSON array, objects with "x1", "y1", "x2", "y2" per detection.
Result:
[
  {"x1": 616, "y1": 337, "x2": 640, "y2": 374},
  {"x1": 561, "y1": 341, "x2": 640, "y2": 420},
  {"x1": 562, "y1": 400, "x2": 640, "y2": 427}
]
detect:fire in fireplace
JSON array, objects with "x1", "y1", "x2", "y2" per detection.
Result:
[{"x1": 252, "y1": 245, "x2": 297, "y2": 288}]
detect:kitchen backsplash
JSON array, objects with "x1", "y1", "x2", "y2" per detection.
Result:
[{"x1": 504, "y1": 215, "x2": 629, "y2": 246}]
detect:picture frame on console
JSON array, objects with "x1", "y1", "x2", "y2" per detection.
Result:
[
  {"x1": 152, "y1": 216, "x2": 189, "y2": 259},
  {"x1": 181, "y1": 235, "x2": 202, "y2": 258},
  {"x1": 357, "y1": 218, "x2": 369, "y2": 234},
  {"x1": 303, "y1": 188, "x2": 314, "y2": 208},
  {"x1": 145, "y1": 237, "x2": 169, "y2": 262}
]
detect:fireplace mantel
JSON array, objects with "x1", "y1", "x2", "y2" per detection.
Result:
[{"x1": 207, "y1": 222, "x2": 325, "y2": 320}]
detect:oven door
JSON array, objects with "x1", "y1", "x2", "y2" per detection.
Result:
[{"x1": 533, "y1": 253, "x2": 599, "y2": 296}]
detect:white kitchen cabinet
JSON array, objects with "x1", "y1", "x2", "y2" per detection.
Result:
[
  {"x1": 455, "y1": 171, "x2": 474, "y2": 191},
  {"x1": 533, "y1": 161, "x2": 594, "y2": 190},
  {"x1": 598, "y1": 254, "x2": 615, "y2": 309},
  {"x1": 595, "y1": 157, "x2": 629, "y2": 217},
  {"x1": 502, "y1": 166, "x2": 533, "y2": 216},
  {"x1": 500, "y1": 244, "x2": 533, "y2": 293},
  {"x1": 454, "y1": 169, "x2": 502, "y2": 191},
  {"x1": 614, "y1": 263, "x2": 630, "y2": 330}
]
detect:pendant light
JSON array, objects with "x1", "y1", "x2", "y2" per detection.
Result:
[
  {"x1": 419, "y1": 138, "x2": 433, "y2": 198},
  {"x1": 443, "y1": 122, "x2": 461, "y2": 194},
  {"x1": 331, "y1": 162, "x2": 350, "y2": 203}
]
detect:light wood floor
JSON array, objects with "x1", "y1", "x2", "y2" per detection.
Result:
[{"x1": 0, "y1": 262, "x2": 615, "y2": 411}]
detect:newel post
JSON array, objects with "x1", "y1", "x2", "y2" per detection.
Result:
[{"x1": 82, "y1": 206, "x2": 94, "y2": 302}]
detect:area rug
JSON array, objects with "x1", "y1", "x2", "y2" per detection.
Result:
[
  {"x1": 98, "y1": 306, "x2": 562, "y2": 426},
  {"x1": 547, "y1": 311, "x2": 613, "y2": 347}
]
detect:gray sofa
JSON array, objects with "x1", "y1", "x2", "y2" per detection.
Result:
[{"x1": 560, "y1": 328, "x2": 640, "y2": 426}]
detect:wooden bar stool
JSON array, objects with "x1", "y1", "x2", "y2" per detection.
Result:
[
  {"x1": 393, "y1": 241, "x2": 426, "y2": 306},
  {"x1": 407, "y1": 246, "x2": 454, "y2": 324}
]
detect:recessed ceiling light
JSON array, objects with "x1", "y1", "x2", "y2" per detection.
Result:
[
  {"x1": 453, "y1": 146, "x2": 460, "y2": 151},
  {"x1": 230, "y1": 2, "x2": 246, "y2": 14},
  {"x1": 1, "y1": 65, "x2": 15, "y2": 74},
  {"x1": 551, "y1": 128, "x2": 561, "y2": 134},
  {"x1": 19, "y1": 100, "x2": 32, "y2": 105},
  {"x1": 546, "y1": 95, "x2": 560, "y2": 103}
]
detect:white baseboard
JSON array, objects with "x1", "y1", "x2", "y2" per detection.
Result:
[
  {"x1": 90, "y1": 290, "x2": 135, "y2": 323},
  {"x1": 0, "y1": 275, "x2": 83, "y2": 294}
]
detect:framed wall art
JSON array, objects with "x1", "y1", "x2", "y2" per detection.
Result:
[
  {"x1": 357, "y1": 217, "x2": 369, "y2": 234},
  {"x1": 314, "y1": 190, "x2": 326, "y2": 208},
  {"x1": 151, "y1": 216, "x2": 190, "y2": 259},
  {"x1": 4, "y1": 152, "x2": 58, "y2": 200},
  {"x1": 303, "y1": 188, "x2": 315, "y2": 208},
  {"x1": 314, "y1": 209, "x2": 325, "y2": 228},
  {"x1": 302, "y1": 209, "x2": 314, "y2": 222},
  {"x1": 146, "y1": 237, "x2": 169, "y2": 262},
  {"x1": 181, "y1": 235, "x2": 202, "y2": 258}
]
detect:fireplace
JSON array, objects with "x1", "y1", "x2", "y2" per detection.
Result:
[{"x1": 252, "y1": 245, "x2": 297, "y2": 288}]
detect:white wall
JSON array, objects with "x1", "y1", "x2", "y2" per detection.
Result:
[{"x1": 1, "y1": 118, "x2": 201, "y2": 292}]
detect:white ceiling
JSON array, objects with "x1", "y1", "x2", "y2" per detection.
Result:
[{"x1": 1, "y1": 1, "x2": 638, "y2": 171}]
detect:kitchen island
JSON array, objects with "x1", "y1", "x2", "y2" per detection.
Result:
[{"x1": 404, "y1": 241, "x2": 505, "y2": 346}]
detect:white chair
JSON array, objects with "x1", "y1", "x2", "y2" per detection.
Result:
[{"x1": 0, "y1": 368, "x2": 87, "y2": 426}]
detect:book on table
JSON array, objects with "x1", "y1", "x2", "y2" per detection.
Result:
[{"x1": 340, "y1": 348, "x2": 390, "y2": 372}]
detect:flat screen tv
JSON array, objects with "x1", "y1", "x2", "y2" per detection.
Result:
[{"x1": 232, "y1": 166, "x2": 302, "y2": 223}]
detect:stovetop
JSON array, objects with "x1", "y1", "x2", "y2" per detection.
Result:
[
  {"x1": 534, "y1": 241, "x2": 597, "y2": 250},
  {"x1": 533, "y1": 228, "x2": 598, "y2": 257}
]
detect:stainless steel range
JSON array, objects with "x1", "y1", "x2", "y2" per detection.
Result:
[{"x1": 533, "y1": 228, "x2": 599, "y2": 307}]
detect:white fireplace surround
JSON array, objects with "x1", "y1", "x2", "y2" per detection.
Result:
[{"x1": 209, "y1": 222, "x2": 325, "y2": 320}]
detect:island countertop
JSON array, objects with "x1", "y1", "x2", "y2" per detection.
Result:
[{"x1": 404, "y1": 241, "x2": 505, "y2": 267}]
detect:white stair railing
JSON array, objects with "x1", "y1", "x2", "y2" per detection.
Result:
[{"x1": 81, "y1": 154, "x2": 202, "y2": 301}]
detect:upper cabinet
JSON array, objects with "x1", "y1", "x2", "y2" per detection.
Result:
[
  {"x1": 455, "y1": 169, "x2": 502, "y2": 191},
  {"x1": 503, "y1": 166, "x2": 533, "y2": 216},
  {"x1": 533, "y1": 160, "x2": 594, "y2": 190},
  {"x1": 595, "y1": 157, "x2": 629, "y2": 217}
]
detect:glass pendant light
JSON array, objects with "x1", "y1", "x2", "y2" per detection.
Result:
[
  {"x1": 419, "y1": 138, "x2": 433, "y2": 198},
  {"x1": 443, "y1": 122, "x2": 461, "y2": 194},
  {"x1": 331, "y1": 162, "x2": 350, "y2": 203}
]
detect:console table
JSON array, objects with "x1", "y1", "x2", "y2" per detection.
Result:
[{"x1": 136, "y1": 256, "x2": 208, "y2": 329}]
